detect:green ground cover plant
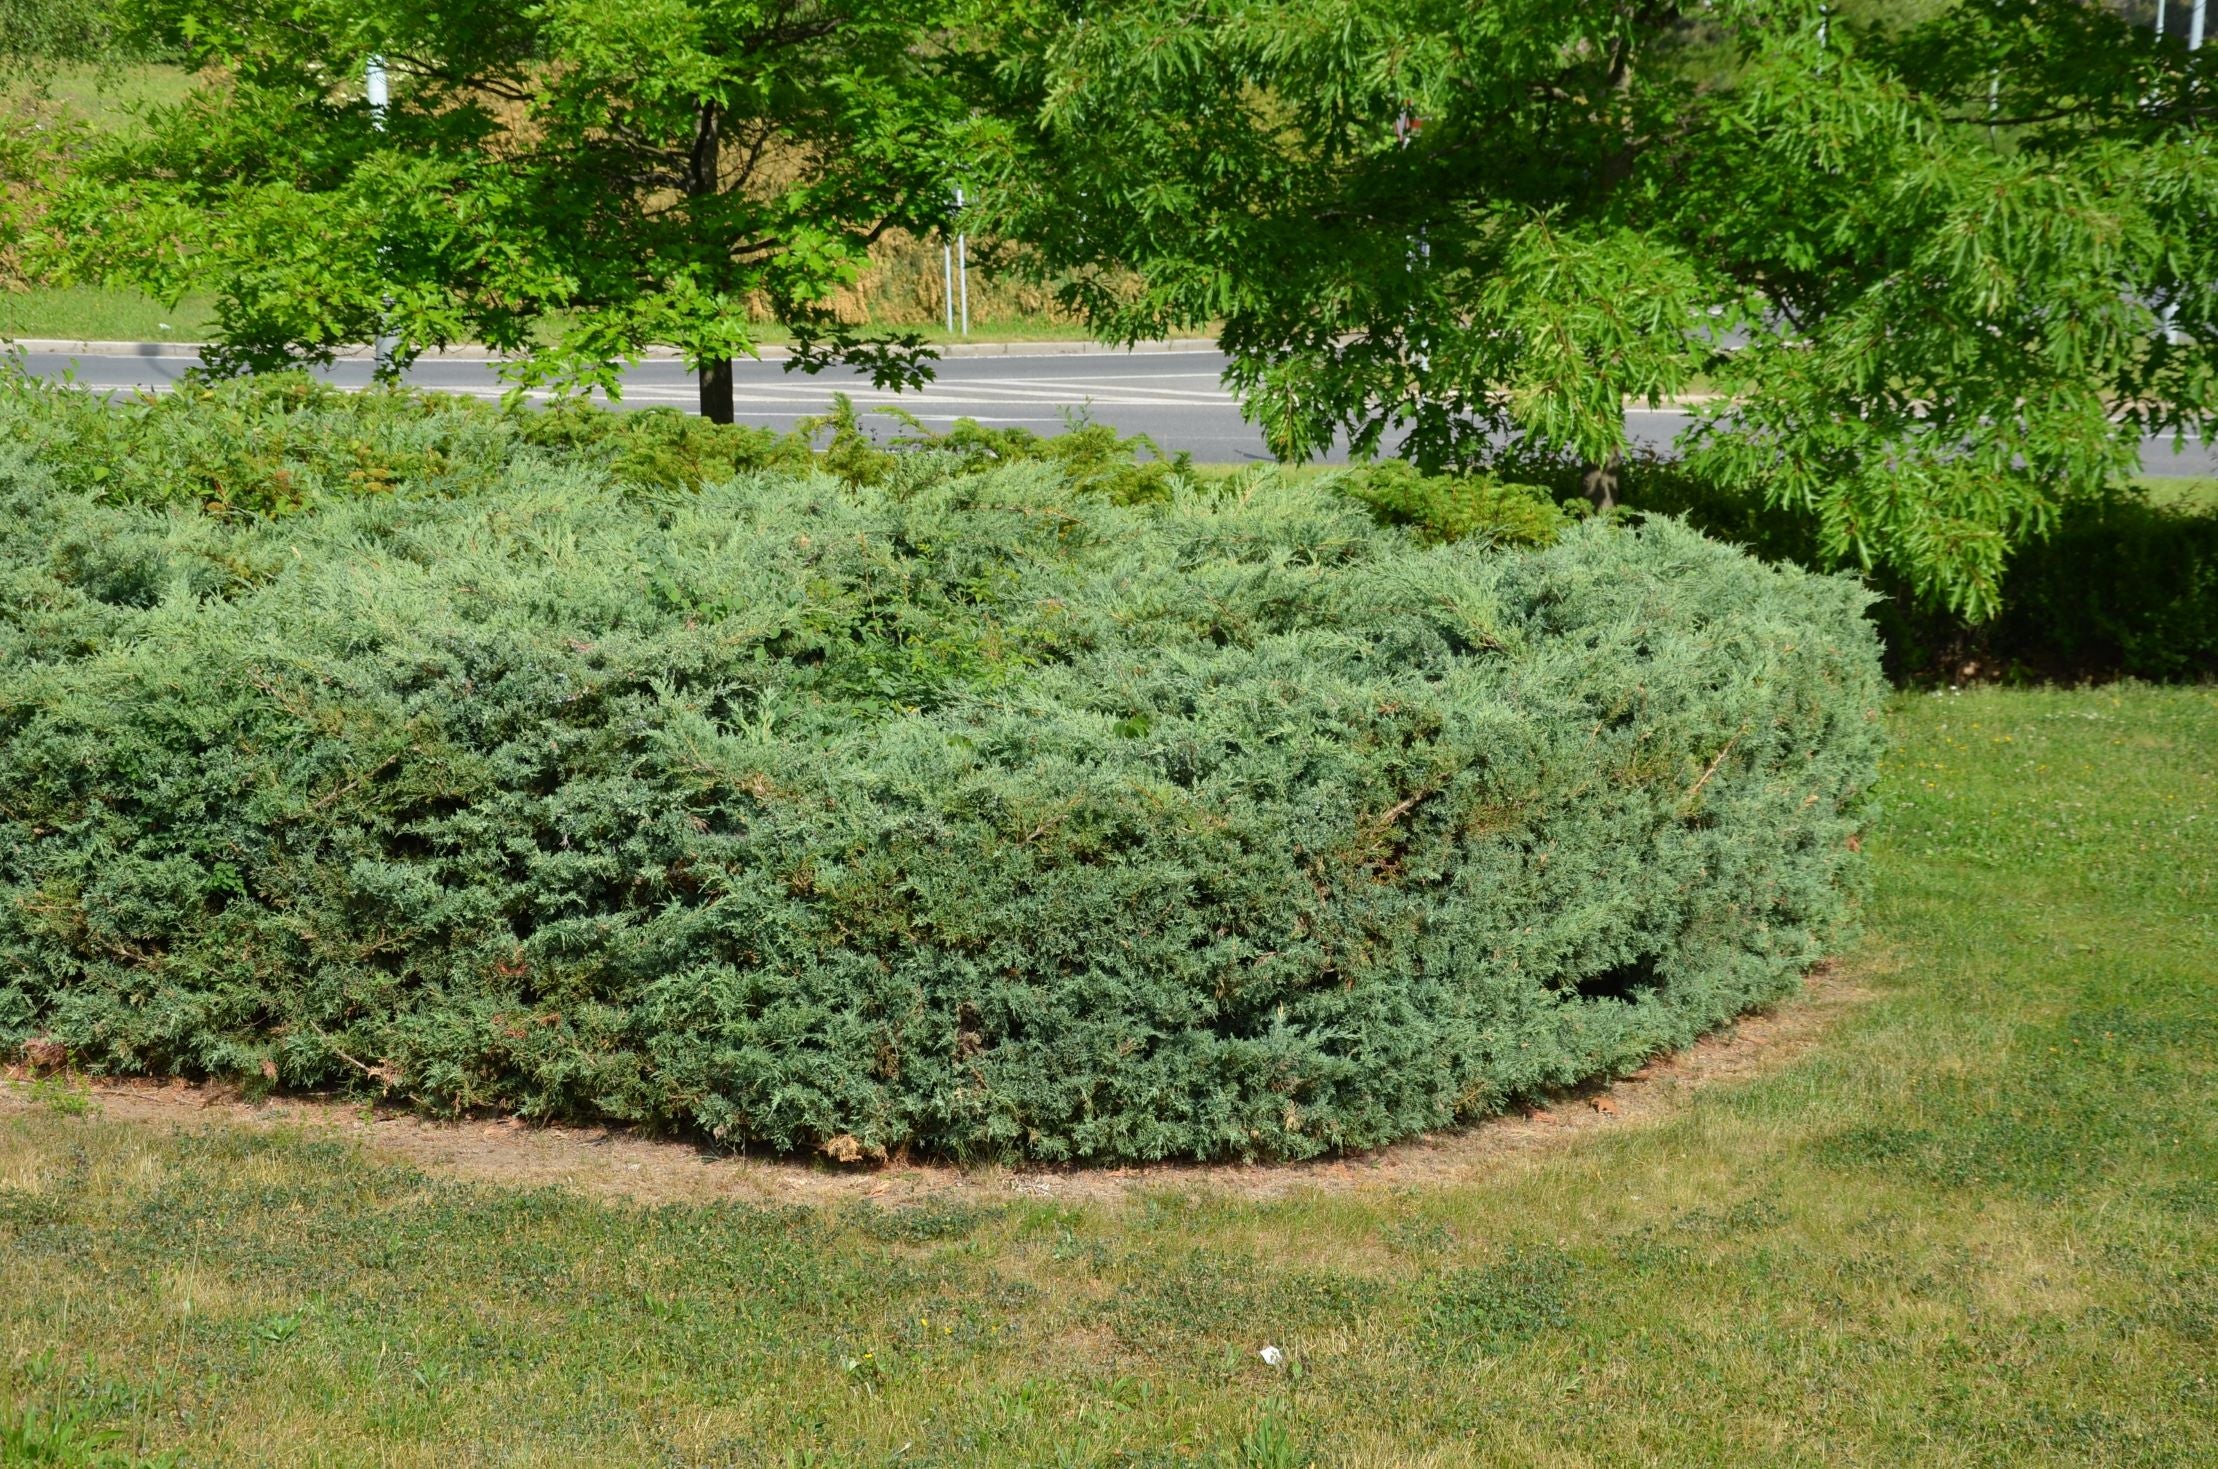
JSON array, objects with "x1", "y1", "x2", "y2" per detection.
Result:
[
  {"x1": 0, "y1": 377, "x2": 1882, "y2": 1162},
  {"x1": 1, "y1": 684, "x2": 2210, "y2": 1465},
  {"x1": 0, "y1": 372, "x2": 1194, "y2": 512}
]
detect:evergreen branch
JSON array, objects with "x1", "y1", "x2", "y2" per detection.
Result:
[{"x1": 1682, "y1": 721, "x2": 1752, "y2": 811}]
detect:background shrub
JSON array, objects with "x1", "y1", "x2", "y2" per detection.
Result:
[
  {"x1": 1900, "y1": 497, "x2": 2218, "y2": 684},
  {"x1": 0, "y1": 388, "x2": 1883, "y2": 1162},
  {"x1": 0, "y1": 0, "x2": 161, "y2": 65},
  {"x1": 1472, "y1": 449, "x2": 2218, "y2": 686}
]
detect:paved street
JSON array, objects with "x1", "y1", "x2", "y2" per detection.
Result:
[{"x1": 13, "y1": 341, "x2": 2215, "y2": 474}]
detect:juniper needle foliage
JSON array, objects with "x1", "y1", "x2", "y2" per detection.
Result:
[{"x1": 0, "y1": 391, "x2": 1884, "y2": 1161}]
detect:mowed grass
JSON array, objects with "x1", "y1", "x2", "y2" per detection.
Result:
[
  {"x1": 2134, "y1": 474, "x2": 2218, "y2": 512},
  {"x1": 0, "y1": 285, "x2": 218, "y2": 343},
  {"x1": 2, "y1": 685, "x2": 2213, "y2": 1468},
  {"x1": 0, "y1": 285, "x2": 1112, "y2": 349},
  {"x1": 2, "y1": 66, "x2": 199, "y2": 133}
]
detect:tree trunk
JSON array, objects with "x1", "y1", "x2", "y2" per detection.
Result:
[
  {"x1": 1582, "y1": 451, "x2": 1623, "y2": 512},
  {"x1": 700, "y1": 358, "x2": 734, "y2": 424},
  {"x1": 688, "y1": 101, "x2": 728, "y2": 422}
]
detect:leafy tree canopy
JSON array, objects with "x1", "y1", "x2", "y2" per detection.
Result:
[
  {"x1": 47, "y1": 0, "x2": 974, "y2": 414},
  {"x1": 975, "y1": 0, "x2": 2217, "y2": 617}
]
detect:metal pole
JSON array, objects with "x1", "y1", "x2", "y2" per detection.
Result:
[
  {"x1": 2157, "y1": 4, "x2": 2202, "y2": 344},
  {"x1": 954, "y1": 186, "x2": 969, "y2": 337},
  {"x1": 943, "y1": 241, "x2": 955, "y2": 334},
  {"x1": 367, "y1": 56, "x2": 393, "y2": 378}
]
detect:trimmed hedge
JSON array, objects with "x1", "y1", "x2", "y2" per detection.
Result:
[
  {"x1": 0, "y1": 394, "x2": 1884, "y2": 1161},
  {"x1": 1910, "y1": 496, "x2": 2218, "y2": 683}
]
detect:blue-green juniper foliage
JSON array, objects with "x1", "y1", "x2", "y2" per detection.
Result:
[{"x1": 0, "y1": 384, "x2": 1884, "y2": 1161}]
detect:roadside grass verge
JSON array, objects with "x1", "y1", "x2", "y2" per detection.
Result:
[
  {"x1": 0, "y1": 285, "x2": 216, "y2": 343},
  {"x1": 2, "y1": 684, "x2": 2214, "y2": 1466},
  {"x1": 2133, "y1": 474, "x2": 2218, "y2": 511},
  {"x1": 0, "y1": 66, "x2": 198, "y2": 134},
  {"x1": 0, "y1": 285, "x2": 1108, "y2": 349}
]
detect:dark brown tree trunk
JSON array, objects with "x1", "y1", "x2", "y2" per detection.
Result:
[
  {"x1": 1582, "y1": 451, "x2": 1624, "y2": 512},
  {"x1": 688, "y1": 101, "x2": 730, "y2": 423},
  {"x1": 699, "y1": 359, "x2": 735, "y2": 423},
  {"x1": 700, "y1": 358, "x2": 734, "y2": 423}
]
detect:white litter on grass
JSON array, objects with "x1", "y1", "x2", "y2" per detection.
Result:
[{"x1": 1258, "y1": 1345, "x2": 1285, "y2": 1368}]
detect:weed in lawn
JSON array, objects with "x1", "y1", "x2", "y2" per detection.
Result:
[
  {"x1": 0, "y1": 1400, "x2": 173, "y2": 1468},
  {"x1": 848, "y1": 1200, "x2": 993, "y2": 1245},
  {"x1": 1421, "y1": 1247, "x2": 1580, "y2": 1359},
  {"x1": 1230, "y1": 1407, "x2": 1307, "y2": 1469},
  {"x1": 20, "y1": 1072, "x2": 96, "y2": 1118}
]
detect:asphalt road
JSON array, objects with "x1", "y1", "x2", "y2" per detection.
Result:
[{"x1": 15, "y1": 342, "x2": 2215, "y2": 475}]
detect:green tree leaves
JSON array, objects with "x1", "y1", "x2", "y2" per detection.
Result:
[
  {"x1": 1665, "y1": 3, "x2": 2208, "y2": 617},
  {"x1": 50, "y1": 0, "x2": 972, "y2": 402},
  {"x1": 979, "y1": 0, "x2": 2218, "y2": 618},
  {"x1": 30, "y1": 0, "x2": 2218, "y2": 620}
]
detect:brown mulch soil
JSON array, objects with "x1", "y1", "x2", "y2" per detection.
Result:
[{"x1": 1, "y1": 960, "x2": 1880, "y2": 1209}]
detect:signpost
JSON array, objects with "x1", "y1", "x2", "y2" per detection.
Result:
[
  {"x1": 367, "y1": 56, "x2": 393, "y2": 377},
  {"x1": 955, "y1": 187, "x2": 969, "y2": 337},
  {"x1": 942, "y1": 187, "x2": 970, "y2": 336}
]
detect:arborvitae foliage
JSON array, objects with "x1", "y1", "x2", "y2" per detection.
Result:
[{"x1": 0, "y1": 393, "x2": 1884, "y2": 1162}]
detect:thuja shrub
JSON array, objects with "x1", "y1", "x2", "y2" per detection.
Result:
[{"x1": 0, "y1": 434, "x2": 1884, "y2": 1162}]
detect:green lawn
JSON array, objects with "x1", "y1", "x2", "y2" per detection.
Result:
[
  {"x1": 2135, "y1": 473, "x2": 2218, "y2": 511},
  {"x1": 2, "y1": 65, "x2": 198, "y2": 133},
  {"x1": 2, "y1": 684, "x2": 2214, "y2": 1467},
  {"x1": 0, "y1": 285, "x2": 217, "y2": 343},
  {"x1": 0, "y1": 283, "x2": 1117, "y2": 349}
]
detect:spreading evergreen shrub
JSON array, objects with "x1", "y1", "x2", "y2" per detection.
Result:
[
  {"x1": 1329, "y1": 460, "x2": 1571, "y2": 550},
  {"x1": 0, "y1": 370, "x2": 1193, "y2": 511},
  {"x1": 0, "y1": 392, "x2": 1884, "y2": 1162}
]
